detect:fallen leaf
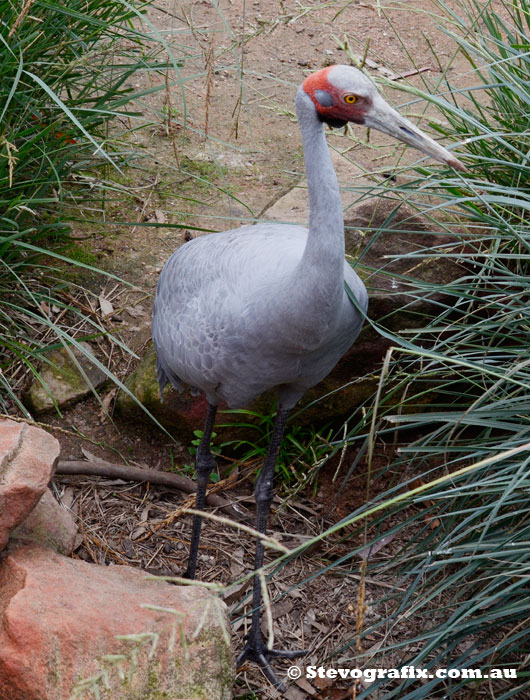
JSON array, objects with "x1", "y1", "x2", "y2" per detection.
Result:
[
  {"x1": 224, "y1": 578, "x2": 252, "y2": 606},
  {"x1": 148, "y1": 209, "x2": 168, "y2": 224},
  {"x1": 229, "y1": 546, "x2": 246, "y2": 578},
  {"x1": 356, "y1": 533, "x2": 396, "y2": 560},
  {"x1": 60, "y1": 486, "x2": 76, "y2": 511},
  {"x1": 123, "y1": 539, "x2": 134, "y2": 557},
  {"x1": 131, "y1": 526, "x2": 147, "y2": 540},
  {"x1": 427, "y1": 516, "x2": 441, "y2": 529},
  {"x1": 99, "y1": 388, "x2": 117, "y2": 419},
  {"x1": 271, "y1": 599, "x2": 294, "y2": 620},
  {"x1": 98, "y1": 295, "x2": 114, "y2": 317},
  {"x1": 295, "y1": 677, "x2": 316, "y2": 694},
  {"x1": 125, "y1": 305, "x2": 145, "y2": 318},
  {"x1": 283, "y1": 686, "x2": 307, "y2": 700},
  {"x1": 140, "y1": 506, "x2": 150, "y2": 522},
  {"x1": 81, "y1": 448, "x2": 100, "y2": 462}
]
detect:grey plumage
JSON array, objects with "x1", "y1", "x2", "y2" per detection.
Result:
[
  {"x1": 152, "y1": 64, "x2": 465, "y2": 690},
  {"x1": 153, "y1": 222, "x2": 368, "y2": 409}
]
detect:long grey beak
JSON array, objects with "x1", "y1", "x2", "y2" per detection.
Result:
[{"x1": 365, "y1": 94, "x2": 467, "y2": 172}]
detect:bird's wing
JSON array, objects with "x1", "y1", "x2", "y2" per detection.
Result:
[
  {"x1": 153, "y1": 223, "x2": 369, "y2": 406},
  {"x1": 152, "y1": 224, "x2": 309, "y2": 398}
]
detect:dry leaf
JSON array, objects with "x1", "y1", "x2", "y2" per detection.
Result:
[
  {"x1": 427, "y1": 516, "x2": 441, "y2": 529},
  {"x1": 303, "y1": 609, "x2": 316, "y2": 635},
  {"x1": 295, "y1": 677, "x2": 316, "y2": 694},
  {"x1": 271, "y1": 599, "x2": 294, "y2": 620},
  {"x1": 99, "y1": 388, "x2": 117, "y2": 419},
  {"x1": 125, "y1": 305, "x2": 145, "y2": 318},
  {"x1": 98, "y1": 295, "x2": 114, "y2": 317},
  {"x1": 131, "y1": 526, "x2": 147, "y2": 540},
  {"x1": 123, "y1": 539, "x2": 134, "y2": 557},
  {"x1": 224, "y1": 578, "x2": 252, "y2": 606},
  {"x1": 140, "y1": 506, "x2": 150, "y2": 522},
  {"x1": 81, "y1": 448, "x2": 100, "y2": 462},
  {"x1": 148, "y1": 209, "x2": 168, "y2": 224},
  {"x1": 60, "y1": 486, "x2": 76, "y2": 511},
  {"x1": 356, "y1": 533, "x2": 396, "y2": 560},
  {"x1": 283, "y1": 686, "x2": 307, "y2": 700},
  {"x1": 229, "y1": 546, "x2": 246, "y2": 578}
]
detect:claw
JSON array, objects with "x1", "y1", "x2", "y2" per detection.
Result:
[{"x1": 237, "y1": 640, "x2": 306, "y2": 691}]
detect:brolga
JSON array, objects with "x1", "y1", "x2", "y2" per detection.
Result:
[{"x1": 152, "y1": 64, "x2": 465, "y2": 690}]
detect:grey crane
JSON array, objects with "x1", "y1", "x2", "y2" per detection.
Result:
[{"x1": 152, "y1": 64, "x2": 465, "y2": 690}]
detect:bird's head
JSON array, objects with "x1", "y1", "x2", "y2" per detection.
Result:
[{"x1": 302, "y1": 64, "x2": 466, "y2": 172}]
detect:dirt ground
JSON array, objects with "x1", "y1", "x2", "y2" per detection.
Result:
[{"x1": 16, "y1": 1, "x2": 494, "y2": 698}]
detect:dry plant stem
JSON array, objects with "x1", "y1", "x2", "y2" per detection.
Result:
[
  {"x1": 9, "y1": 0, "x2": 36, "y2": 38},
  {"x1": 164, "y1": 68, "x2": 180, "y2": 166},
  {"x1": 56, "y1": 459, "x2": 242, "y2": 518},
  {"x1": 355, "y1": 558, "x2": 367, "y2": 653},
  {"x1": 183, "y1": 508, "x2": 289, "y2": 553},
  {"x1": 204, "y1": 37, "x2": 215, "y2": 140}
]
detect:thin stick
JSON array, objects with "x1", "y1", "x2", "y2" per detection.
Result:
[{"x1": 56, "y1": 459, "x2": 245, "y2": 519}]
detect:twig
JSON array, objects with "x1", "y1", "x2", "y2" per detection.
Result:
[
  {"x1": 387, "y1": 66, "x2": 432, "y2": 81},
  {"x1": 56, "y1": 459, "x2": 246, "y2": 519}
]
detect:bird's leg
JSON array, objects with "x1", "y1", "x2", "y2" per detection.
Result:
[
  {"x1": 237, "y1": 407, "x2": 306, "y2": 691},
  {"x1": 185, "y1": 402, "x2": 217, "y2": 580}
]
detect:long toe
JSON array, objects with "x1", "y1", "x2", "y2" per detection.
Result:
[
  {"x1": 237, "y1": 642, "x2": 307, "y2": 691},
  {"x1": 267, "y1": 647, "x2": 307, "y2": 660}
]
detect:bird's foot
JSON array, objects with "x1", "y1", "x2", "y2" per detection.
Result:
[{"x1": 237, "y1": 636, "x2": 306, "y2": 692}]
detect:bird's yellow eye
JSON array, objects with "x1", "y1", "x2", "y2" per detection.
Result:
[{"x1": 344, "y1": 94, "x2": 357, "y2": 104}]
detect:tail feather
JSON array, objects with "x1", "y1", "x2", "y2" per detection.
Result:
[{"x1": 156, "y1": 355, "x2": 183, "y2": 402}]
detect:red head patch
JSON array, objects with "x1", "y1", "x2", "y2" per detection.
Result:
[
  {"x1": 302, "y1": 65, "x2": 369, "y2": 126},
  {"x1": 302, "y1": 67, "x2": 334, "y2": 110}
]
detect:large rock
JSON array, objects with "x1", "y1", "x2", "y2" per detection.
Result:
[
  {"x1": 116, "y1": 153, "x2": 461, "y2": 438},
  {"x1": 11, "y1": 488, "x2": 78, "y2": 555},
  {"x1": 0, "y1": 419, "x2": 59, "y2": 552},
  {"x1": 24, "y1": 341, "x2": 107, "y2": 414},
  {"x1": 341, "y1": 196, "x2": 460, "y2": 371},
  {"x1": 0, "y1": 543, "x2": 233, "y2": 700}
]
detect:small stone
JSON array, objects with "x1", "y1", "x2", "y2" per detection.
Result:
[{"x1": 24, "y1": 341, "x2": 107, "y2": 414}]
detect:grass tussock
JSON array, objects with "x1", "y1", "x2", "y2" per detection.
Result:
[
  {"x1": 310, "y1": 1, "x2": 530, "y2": 697},
  {"x1": 0, "y1": 0, "x2": 173, "y2": 413}
]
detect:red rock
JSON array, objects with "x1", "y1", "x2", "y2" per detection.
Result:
[
  {"x1": 0, "y1": 419, "x2": 59, "y2": 552},
  {"x1": 11, "y1": 488, "x2": 78, "y2": 555},
  {"x1": 0, "y1": 544, "x2": 233, "y2": 700}
]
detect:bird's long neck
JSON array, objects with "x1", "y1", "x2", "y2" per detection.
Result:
[
  {"x1": 283, "y1": 89, "x2": 345, "y2": 326},
  {"x1": 297, "y1": 88, "x2": 345, "y2": 269}
]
